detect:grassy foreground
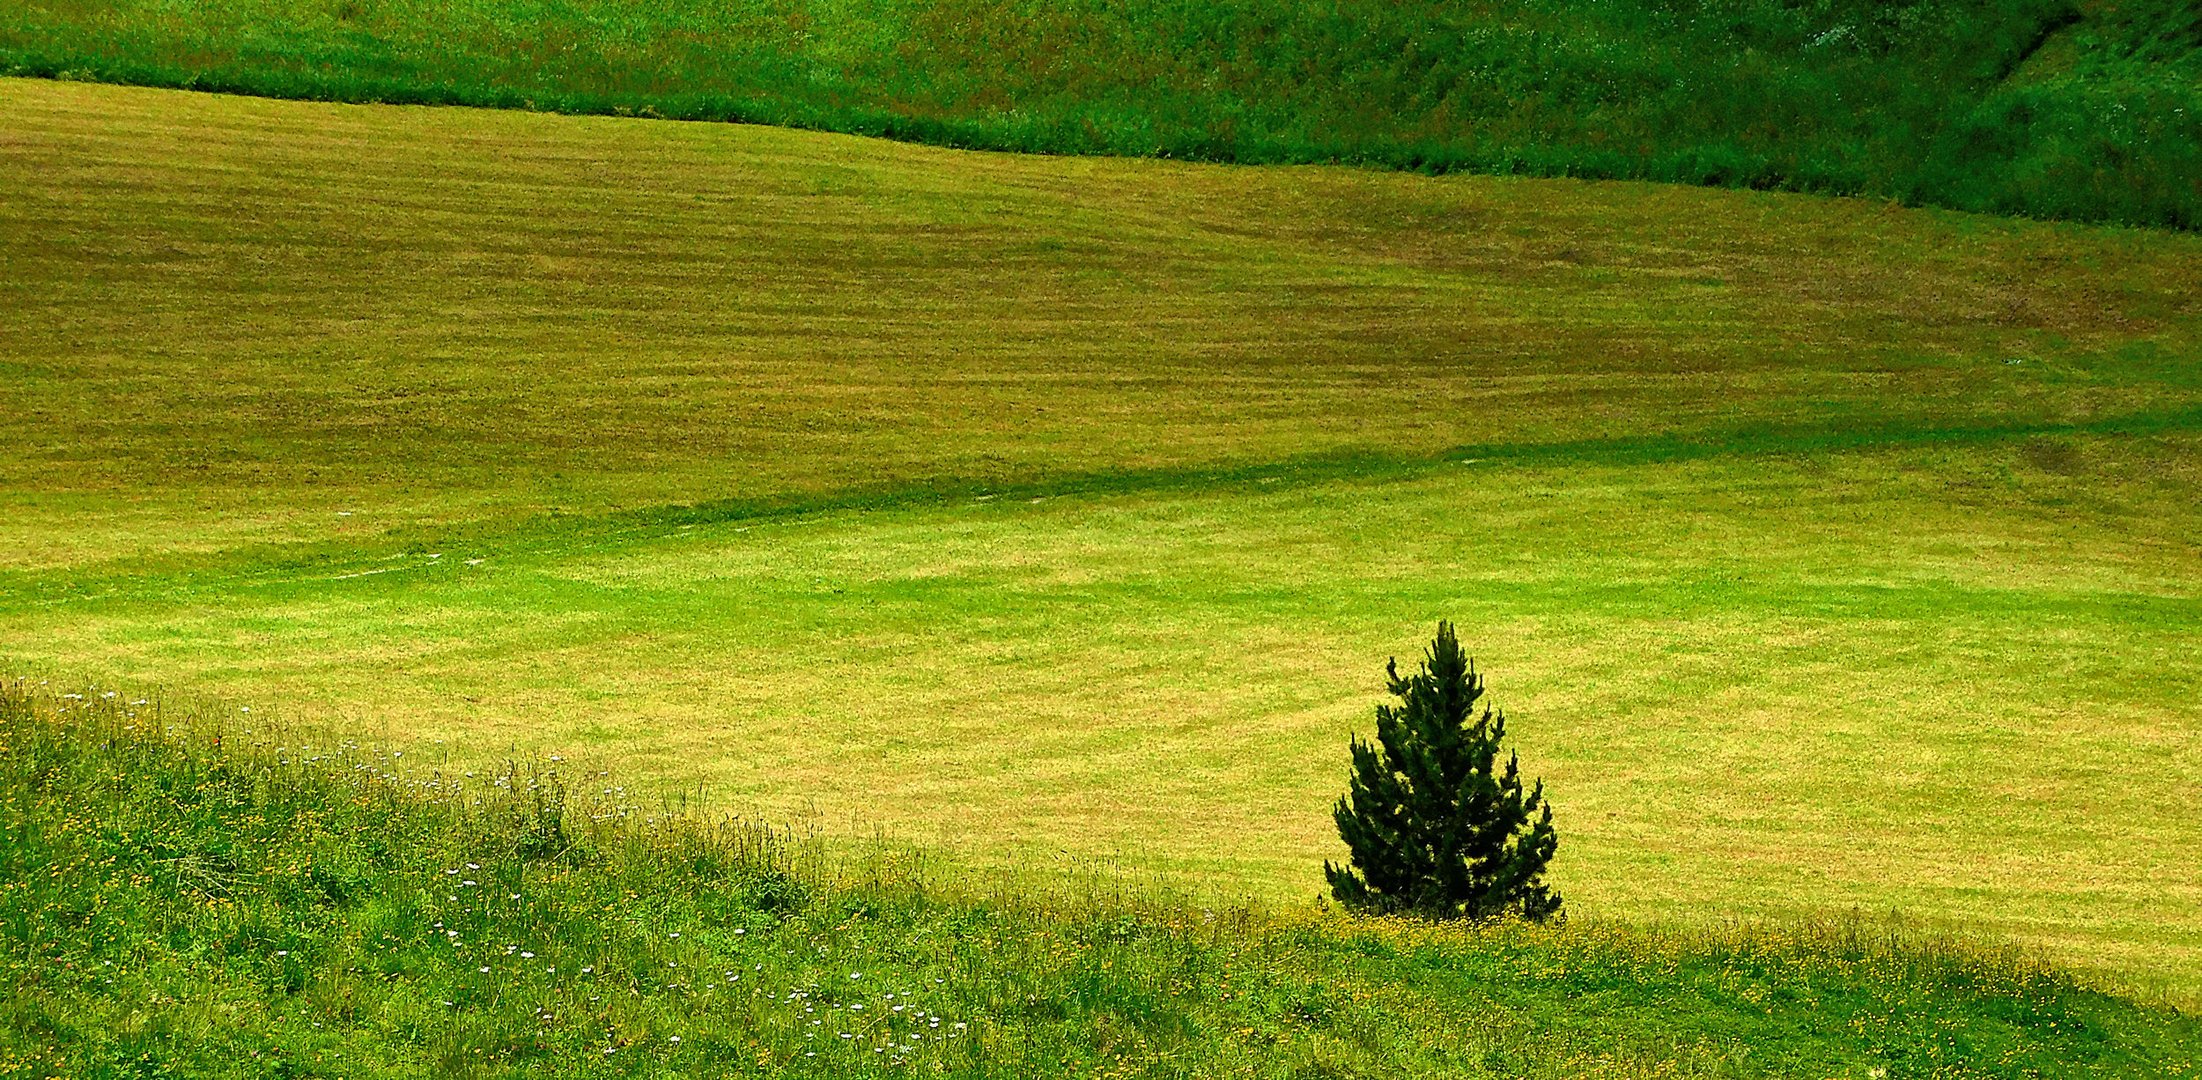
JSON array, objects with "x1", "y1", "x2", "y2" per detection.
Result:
[
  {"x1": 3, "y1": 79, "x2": 2200, "y2": 1002},
  {"x1": 6, "y1": 683, "x2": 2198, "y2": 1079},
  {"x1": 1, "y1": 0, "x2": 2198, "y2": 229}
]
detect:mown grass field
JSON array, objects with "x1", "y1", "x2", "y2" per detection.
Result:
[{"x1": 3, "y1": 73, "x2": 2201, "y2": 1018}]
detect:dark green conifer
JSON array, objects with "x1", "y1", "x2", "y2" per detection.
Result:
[{"x1": 1326, "y1": 621, "x2": 1561, "y2": 921}]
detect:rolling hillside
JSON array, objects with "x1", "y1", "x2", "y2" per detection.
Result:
[
  {"x1": 1, "y1": 0, "x2": 2198, "y2": 228},
  {"x1": 3, "y1": 77, "x2": 2199, "y2": 1013},
  {"x1": 11, "y1": 686, "x2": 2200, "y2": 1077}
]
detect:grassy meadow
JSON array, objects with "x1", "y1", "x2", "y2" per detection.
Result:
[
  {"x1": 3, "y1": 0, "x2": 2199, "y2": 230},
  {"x1": 7, "y1": 78, "x2": 2200, "y2": 571},
  {"x1": 8, "y1": 686, "x2": 2201, "y2": 1078},
  {"x1": 2, "y1": 69, "x2": 2201, "y2": 1062}
]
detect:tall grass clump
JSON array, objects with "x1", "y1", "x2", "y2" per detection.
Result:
[
  {"x1": 3, "y1": 679, "x2": 2198, "y2": 1078},
  {"x1": 0, "y1": 0, "x2": 2197, "y2": 230}
]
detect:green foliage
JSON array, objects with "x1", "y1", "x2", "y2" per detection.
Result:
[
  {"x1": 1329, "y1": 623, "x2": 1560, "y2": 922},
  {"x1": 4, "y1": 682, "x2": 2199, "y2": 1078},
  {"x1": 0, "y1": 0, "x2": 2197, "y2": 228}
]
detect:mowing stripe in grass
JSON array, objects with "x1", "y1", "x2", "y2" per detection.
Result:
[{"x1": 6, "y1": 402, "x2": 2197, "y2": 611}]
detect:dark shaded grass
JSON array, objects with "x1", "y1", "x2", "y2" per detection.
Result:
[
  {"x1": 1, "y1": 0, "x2": 2197, "y2": 229},
  {"x1": 11, "y1": 399, "x2": 2199, "y2": 612},
  {"x1": 3, "y1": 682, "x2": 2196, "y2": 1078}
]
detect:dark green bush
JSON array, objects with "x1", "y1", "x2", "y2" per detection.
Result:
[{"x1": 1328, "y1": 622, "x2": 1561, "y2": 922}]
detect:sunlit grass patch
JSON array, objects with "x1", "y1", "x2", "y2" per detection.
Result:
[
  {"x1": 6, "y1": 683, "x2": 2196, "y2": 1078},
  {"x1": 7, "y1": 434, "x2": 2199, "y2": 1001}
]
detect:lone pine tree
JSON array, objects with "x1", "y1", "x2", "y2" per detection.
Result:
[{"x1": 1327, "y1": 621, "x2": 1562, "y2": 921}]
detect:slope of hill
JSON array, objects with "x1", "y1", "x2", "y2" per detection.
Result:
[
  {"x1": 1, "y1": 0, "x2": 2197, "y2": 229},
  {"x1": 7, "y1": 685, "x2": 2198, "y2": 1078},
  {"x1": 5, "y1": 76, "x2": 2198, "y2": 573},
  {"x1": 3, "y1": 78, "x2": 2199, "y2": 1005}
]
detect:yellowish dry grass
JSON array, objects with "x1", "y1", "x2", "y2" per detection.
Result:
[
  {"x1": 4, "y1": 78, "x2": 2197, "y2": 569},
  {"x1": 10, "y1": 436, "x2": 2199, "y2": 998},
  {"x1": 3, "y1": 78, "x2": 2199, "y2": 1003}
]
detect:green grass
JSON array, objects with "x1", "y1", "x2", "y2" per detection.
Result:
[
  {"x1": 13, "y1": 430, "x2": 2202, "y2": 1000},
  {"x1": 1, "y1": 0, "x2": 2199, "y2": 229},
  {"x1": 7, "y1": 684, "x2": 2199, "y2": 1079},
  {"x1": 2, "y1": 76, "x2": 2201, "y2": 1015}
]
